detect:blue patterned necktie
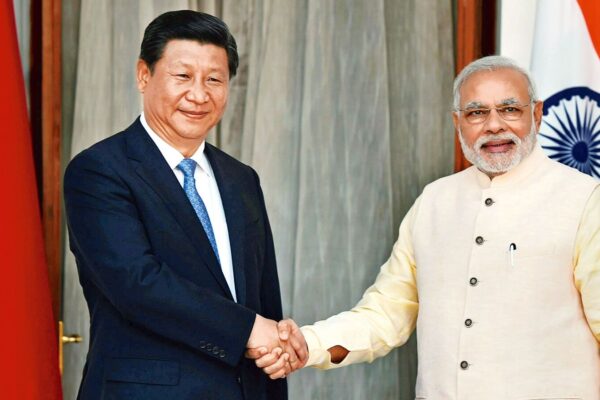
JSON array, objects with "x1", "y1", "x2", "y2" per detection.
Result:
[{"x1": 177, "y1": 159, "x2": 220, "y2": 263}]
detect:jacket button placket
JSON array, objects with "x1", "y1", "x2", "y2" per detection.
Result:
[{"x1": 457, "y1": 190, "x2": 495, "y2": 396}]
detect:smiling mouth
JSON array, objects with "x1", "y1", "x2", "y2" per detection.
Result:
[
  {"x1": 481, "y1": 140, "x2": 515, "y2": 153},
  {"x1": 180, "y1": 109, "x2": 210, "y2": 118}
]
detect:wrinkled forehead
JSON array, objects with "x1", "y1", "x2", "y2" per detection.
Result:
[{"x1": 459, "y1": 69, "x2": 530, "y2": 107}]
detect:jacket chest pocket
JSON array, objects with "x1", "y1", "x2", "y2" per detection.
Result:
[{"x1": 505, "y1": 227, "x2": 561, "y2": 269}]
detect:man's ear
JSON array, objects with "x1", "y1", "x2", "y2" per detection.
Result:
[
  {"x1": 136, "y1": 59, "x2": 151, "y2": 93},
  {"x1": 533, "y1": 100, "x2": 544, "y2": 132}
]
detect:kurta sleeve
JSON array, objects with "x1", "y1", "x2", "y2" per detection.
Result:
[
  {"x1": 573, "y1": 184, "x2": 600, "y2": 342},
  {"x1": 301, "y1": 197, "x2": 421, "y2": 369}
]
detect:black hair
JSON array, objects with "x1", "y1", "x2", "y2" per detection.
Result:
[{"x1": 139, "y1": 10, "x2": 238, "y2": 77}]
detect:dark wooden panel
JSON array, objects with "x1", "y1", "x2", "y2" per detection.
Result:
[
  {"x1": 41, "y1": 0, "x2": 62, "y2": 322},
  {"x1": 454, "y1": 0, "x2": 496, "y2": 172}
]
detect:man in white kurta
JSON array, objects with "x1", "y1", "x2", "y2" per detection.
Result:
[{"x1": 250, "y1": 56, "x2": 600, "y2": 399}]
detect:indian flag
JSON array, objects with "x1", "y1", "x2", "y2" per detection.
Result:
[{"x1": 531, "y1": 0, "x2": 600, "y2": 179}]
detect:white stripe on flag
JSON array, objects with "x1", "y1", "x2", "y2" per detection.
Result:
[{"x1": 531, "y1": 0, "x2": 600, "y2": 178}]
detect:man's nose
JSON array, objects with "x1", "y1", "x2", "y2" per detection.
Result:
[
  {"x1": 482, "y1": 108, "x2": 507, "y2": 133},
  {"x1": 187, "y1": 81, "x2": 209, "y2": 103}
]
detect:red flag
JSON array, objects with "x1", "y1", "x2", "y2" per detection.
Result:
[{"x1": 0, "y1": 0, "x2": 63, "y2": 398}]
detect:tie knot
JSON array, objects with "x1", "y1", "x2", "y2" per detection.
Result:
[{"x1": 177, "y1": 158, "x2": 197, "y2": 177}]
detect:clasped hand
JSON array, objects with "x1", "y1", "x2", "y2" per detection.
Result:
[{"x1": 246, "y1": 316, "x2": 307, "y2": 379}]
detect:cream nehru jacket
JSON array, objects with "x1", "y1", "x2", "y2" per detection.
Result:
[
  {"x1": 302, "y1": 145, "x2": 600, "y2": 400},
  {"x1": 413, "y1": 145, "x2": 599, "y2": 399}
]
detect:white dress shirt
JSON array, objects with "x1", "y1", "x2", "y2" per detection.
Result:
[{"x1": 141, "y1": 113, "x2": 237, "y2": 301}]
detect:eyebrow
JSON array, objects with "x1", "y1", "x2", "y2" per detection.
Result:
[
  {"x1": 169, "y1": 61, "x2": 227, "y2": 73},
  {"x1": 170, "y1": 60, "x2": 193, "y2": 68},
  {"x1": 462, "y1": 97, "x2": 521, "y2": 109},
  {"x1": 497, "y1": 98, "x2": 519, "y2": 106},
  {"x1": 463, "y1": 101, "x2": 485, "y2": 109}
]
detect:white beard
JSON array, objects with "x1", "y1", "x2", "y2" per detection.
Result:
[{"x1": 459, "y1": 124, "x2": 537, "y2": 176}]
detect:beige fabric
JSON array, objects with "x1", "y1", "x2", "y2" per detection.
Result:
[{"x1": 303, "y1": 145, "x2": 600, "y2": 399}]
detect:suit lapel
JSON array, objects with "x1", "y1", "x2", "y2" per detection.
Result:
[
  {"x1": 205, "y1": 144, "x2": 247, "y2": 306},
  {"x1": 124, "y1": 120, "x2": 233, "y2": 299}
]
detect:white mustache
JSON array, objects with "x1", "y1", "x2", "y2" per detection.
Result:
[{"x1": 474, "y1": 132, "x2": 521, "y2": 151}]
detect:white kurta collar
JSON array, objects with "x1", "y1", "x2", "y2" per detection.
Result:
[{"x1": 471, "y1": 142, "x2": 548, "y2": 189}]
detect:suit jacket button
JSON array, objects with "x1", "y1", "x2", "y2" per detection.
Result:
[
  {"x1": 469, "y1": 277, "x2": 478, "y2": 286},
  {"x1": 475, "y1": 236, "x2": 484, "y2": 245},
  {"x1": 484, "y1": 198, "x2": 494, "y2": 206},
  {"x1": 199, "y1": 340, "x2": 206, "y2": 349},
  {"x1": 219, "y1": 350, "x2": 226, "y2": 358},
  {"x1": 464, "y1": 318, "x2": 473, "y2": 327},
  {"x1": 460, "y1": 361, "x2": 469, "y2": 370},
  {"x1": 237, "y1": 376, "x2": 242, "y2": 384},
  {"x1": 206, "y1": 343, "x2": 213, "y2": 351}
]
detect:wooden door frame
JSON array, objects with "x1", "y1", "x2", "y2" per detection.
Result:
[
  {"x1": 454, "y1": 0, "x2": 497, "y2": 172},
  {"x1": 33, "y1": 0, "x2": 62, "y2": 322}
]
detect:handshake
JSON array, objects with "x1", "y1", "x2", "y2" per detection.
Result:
[{"x1": 245, "y1": 315, "x2": 308, "y2": 379}]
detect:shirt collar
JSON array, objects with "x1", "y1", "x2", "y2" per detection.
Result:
[{"x1": 141, "y1": 112, "x2": 212, "y2": 177}]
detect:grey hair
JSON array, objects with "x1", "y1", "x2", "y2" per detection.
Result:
[{"x1": 453, "y1": 55, "x2": 538, "y2": 110}]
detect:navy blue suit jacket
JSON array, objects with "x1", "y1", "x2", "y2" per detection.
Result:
[{"x1": 64, "y1": 118, "x2": 287, "y2": 400}]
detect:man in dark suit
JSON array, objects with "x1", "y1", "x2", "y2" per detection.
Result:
[{"x1": 64, "y1": 10, "x2": 301, "y2": 399}]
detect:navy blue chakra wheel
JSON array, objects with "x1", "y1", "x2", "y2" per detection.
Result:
[{"x1": 538, "y1": 86, "x2": 600, "y2": 178}]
